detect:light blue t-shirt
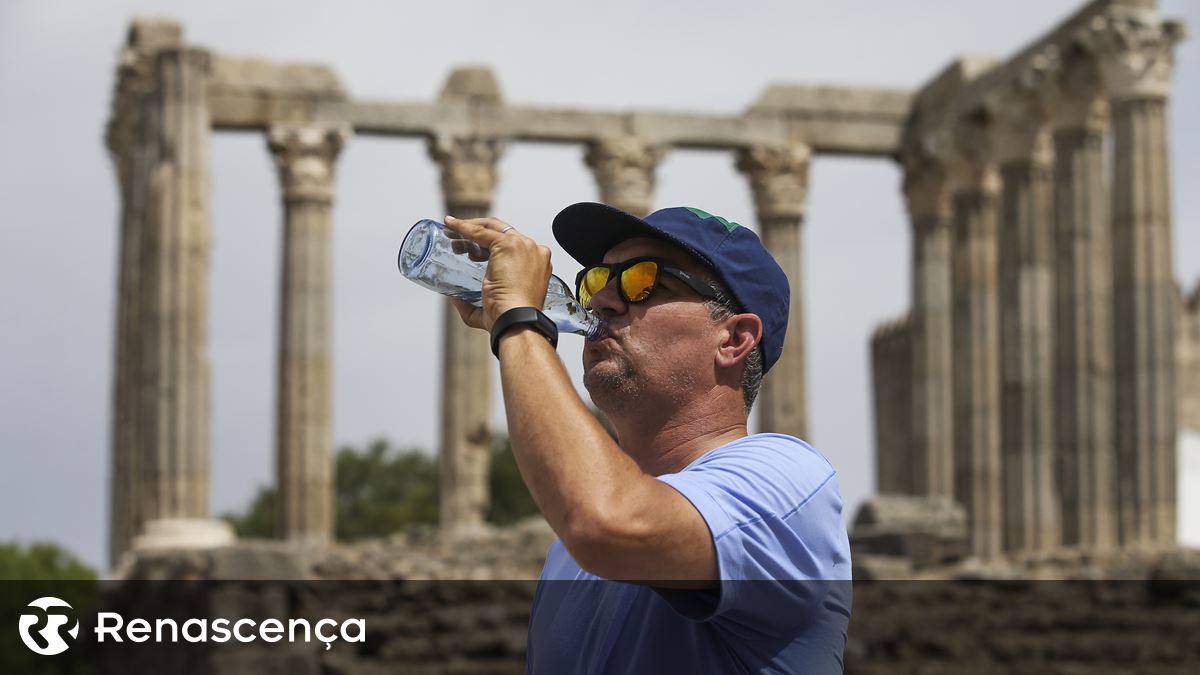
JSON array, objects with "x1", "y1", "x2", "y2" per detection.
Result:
[{"x1": 526, "y1": 433, "x2": 852, "y2": 675}]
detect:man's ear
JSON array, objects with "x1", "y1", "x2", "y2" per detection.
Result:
[{"x1": 715, "y1": 314, "x2": 763, "y2": 369}]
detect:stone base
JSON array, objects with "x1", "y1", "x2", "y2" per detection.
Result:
[
  {"x1": 850, "y1": 494, "x2": 970, "y2": 569},
  {"x1": 131, "y1": 518, "x2": 236, "y2": 552}
]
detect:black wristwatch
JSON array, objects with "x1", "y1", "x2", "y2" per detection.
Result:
[{"x1": 490, "y1": 306, "x2": 558, "y2": 358}]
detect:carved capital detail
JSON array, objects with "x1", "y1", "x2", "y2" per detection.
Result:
[
  {"x1": 1082, "y1": 8, "x2": 1185, "y2": 101},
  {"x1": 1045, "y1": 43, "x2": 1110, "y2": 132},
  {"x1": 427, "y1": 135, "x2": 507, "y2": 210},
  {"x1": 268, "y1": 124, "x2": 351, "y2": 203},
  {"x1": 584, "y1": 135, "x2": 666, "y2": 217},
  {"x1": 735, "y1": 143, "x2": 812, "y2": 221},
  {"x1": 903, "y1": 160, "x2": 952, "y2": 224},
  {"x1": 988, "y1": 60, "x2": 1054, "y2": 166},
  {"x1": 950, "y1": 113, "x2": 1001, "y2": 195},
  {"x1": 104, "y1": 34, "x2": 178, "y2": 162}
]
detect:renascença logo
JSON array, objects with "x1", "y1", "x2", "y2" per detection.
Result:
[
  {"x1": 19, "y1": 596, "x2": 79, "y2": 655},
  {"x1": 17, "y1": 595, "x2": 366, "y2": 655}
]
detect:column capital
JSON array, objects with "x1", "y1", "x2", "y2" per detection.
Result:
[
  {"x1": 949, "y1": 112, "x2": 1001, "y2": 195},
  {"x1": 987, "y1": 63, "x2": 1053, "y2": 167},
  {"x1": 155, "y1": 46, "x2": 211, "y2": 75},
  {"x1": 1045, "y1": 43, "x2": 1110, "y2": 132},
  {"x1": 105, "y1": 43, "x2": 158, "y2": 160},
  {"x1": 584, "y1": 135, "x2": 666, "y2": 217},
  {"x1": 427, "y1": 135, "x2": 507, "y2": 211},
  {"x1": 903, "y1": 159, "x2": 952, "y2": 225},
  {"x1": 1081, "y1": 8, "x2": 1186, "y2": 102},
  {"x1": 735, "y1": 142, "x2": 812, "y2": 221},
  {"x1": 268, "y1": 123, "x2": 351, "y2": 203}
]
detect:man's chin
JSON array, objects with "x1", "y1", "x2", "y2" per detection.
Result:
[{"x1": 583, "y1": 360, "x2": 638, "y2": 397}]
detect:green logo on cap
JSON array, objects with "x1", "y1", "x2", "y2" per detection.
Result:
[{"x1": 685, "y1": 207, "x2": 741, "y2": 233}]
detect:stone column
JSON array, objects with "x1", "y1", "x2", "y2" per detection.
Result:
[
  {"x1": 993, "y1": 84, "x2": 1060, "y2": 555},
  {"x1": 268, "y1": 124, "x2": 349, "y2": 545},
  {"x1": 1049, "y1": 48, "x2": 1117, "y2": 551},
  {"x1": 136, "y1": 39, "x2": 214, "y2": 528},
  {"x1": 950, "y1": 117, "x2": 1003, "y2": 559},
  {"x1": 105, "y1": 22, "x2": 165, "y2": 566},
  {"x1": 1091, "y1": 10, "x2": 1185, "y2": 546},
  {"x1": 425, "y1": 67, "x2": 506, "y2": 535},
  {"x1": 584, "y1": 135, "x2": 665, "y2": 217},
  {"x1": 871, "y1": 315, "x2": 913, "y2": 494},
  {"x1": 736, "y1": 143, "x2": 811, "y2": 438},
  {"x1": 428, "y1": 135, "x2": 506, "y2": 534},
  {"x1": 904, "y1": 154, "x2": 955, "y2": 498}
]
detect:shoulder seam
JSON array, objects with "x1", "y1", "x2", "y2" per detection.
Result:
[{"x1": 711, "y1": 470, "x2": 837, "y2": 542}]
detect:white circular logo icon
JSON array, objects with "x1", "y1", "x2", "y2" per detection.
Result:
[{"x1": 18, "y1": 596, "x2": 79, "y2": 656}]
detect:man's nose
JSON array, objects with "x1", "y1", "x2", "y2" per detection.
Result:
[{"x1": 588, "y1": 277, "x2": 626, "y2": 317}]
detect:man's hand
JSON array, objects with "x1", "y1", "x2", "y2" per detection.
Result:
[{"x1": 442, "y1": 215, "x2": 554, "y2": 331}]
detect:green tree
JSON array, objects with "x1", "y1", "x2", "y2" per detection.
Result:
[
  {"x1": 221, "y1": 439, "x2": 440, "y2": 540},
  {"x1": 221, "y1": 486, "x2": 275, "y2": 539},
  {"x1": 0, "y1": 541, "x2": 96, "y2": 580},
  {"x1": 0, "y1": 542, "x2": 95, "y2": 675},
  {"x1": 335, "y1": 439, "x2": 438, "y2": 540}
]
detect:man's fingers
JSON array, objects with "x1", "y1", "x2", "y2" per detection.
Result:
[
  {"x1": 450, "y1": 298, "x2": 486, "y2": 329},
  {"x1": 450, "y1": 238, "x2": 490, "y2": 261},
  {"x1": 445, "y1": 215, "x2": 519, "y2": 262},
  {"x1": 444, "y1": 215, "x2": 513, "y2": 248}
]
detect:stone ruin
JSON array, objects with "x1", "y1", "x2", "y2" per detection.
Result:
[
  {"x1": 105, "y1": 9, "x2": 909, "y2": 568},
  {"x1": 103, "y1": 0, "x2": 1195, "y2": 576}
]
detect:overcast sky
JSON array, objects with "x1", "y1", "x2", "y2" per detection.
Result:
[{"x1": 2, "y1": 0, "x2": 1197, "y2": 572}]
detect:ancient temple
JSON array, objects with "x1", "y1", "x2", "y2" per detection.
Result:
[{"x1": 103, "y1": 0, "x2": 1188, "y2": 568}]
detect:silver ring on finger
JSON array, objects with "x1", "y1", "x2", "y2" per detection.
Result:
[{"x1": 499, "y1": 226, "x2": 515, "y2": 234}]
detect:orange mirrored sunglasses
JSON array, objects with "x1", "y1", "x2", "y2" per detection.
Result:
[{"x1": 574, "y1": 257, "x2": 719, "y2": 309}]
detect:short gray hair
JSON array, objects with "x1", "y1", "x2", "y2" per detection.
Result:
[{"x1": 704, "y1": 280, "x2": 764, "y2": 416}]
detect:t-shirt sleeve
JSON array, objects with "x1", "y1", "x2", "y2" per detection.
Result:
[{"x1": 652, "y1": 438, "x2": 852, "y2": 640}]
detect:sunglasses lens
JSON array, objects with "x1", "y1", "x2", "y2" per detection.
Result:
[
  {"x1": 621, "y1": 261, "x2": 658, "y2": 302},
  {"x1": 578, "y1": 266, "x2": 610, "y2": 307}
]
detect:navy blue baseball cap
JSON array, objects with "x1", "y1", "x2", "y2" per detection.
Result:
[{"x1": 552, "y1": 202, "x2": 790, "y2": 374}]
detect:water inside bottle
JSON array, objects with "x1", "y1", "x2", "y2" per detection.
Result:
[{"x1": 544, "y1": 276, "x2": 607, "y2": 339}]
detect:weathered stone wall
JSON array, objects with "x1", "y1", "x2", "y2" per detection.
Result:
[
  {"x1": 846, "y1": 571, "x2": 1200, "y2": 675},
  {"x1": 111, "y1": 522, "x2": 1200, "y2": 675}
]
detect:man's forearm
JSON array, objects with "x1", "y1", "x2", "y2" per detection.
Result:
[{"x1": 496, "y1": 327, "x2": 649, "y2": 547}]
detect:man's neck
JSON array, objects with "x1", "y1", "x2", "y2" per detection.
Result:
[{"x1": 608, "y1": 391, "x2": 749, "y2": 476}]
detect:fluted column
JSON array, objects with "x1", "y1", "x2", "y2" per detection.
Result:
[
  {"x1": 268, "y1": 124, "x2": 349, "y2": 545},
  {"x1": 136, "y1": 41, "x2": 213, "y2": 526},
  {"x1": 585, "y1": 135, "x2": 665, "y2": 217},
  {"x1": 871, "y1": 315, "x2": 913, "y2": 494},
  {"x1": 105, "y1": 21, "x2": 167, "y2": 566},
  {"x1": 428, "y1": 134, "x2": 506, "y2": 534},
  {"x1": 736, "y1": 144, "x2": 811, "y2": 438},
  {"x1": 1091, "y1": 10, "x2": 1185, "y2": 547},
  {"x1": 950, "y1": 118, "x2": 1003, "y2": 559},
  {"x1": 993, "y1": 84, "x2": 1060, "y2": 555},
  {"x1": 904, "y1": 155, "x2": 955, "y2": 498},
  {"x1": 1049, "y1": 50, "x2": 1117, "y2": 551}
]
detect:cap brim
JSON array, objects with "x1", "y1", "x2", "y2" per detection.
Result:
[{"x1": 552, "y1": 202, "x2": 671, "y2": 267}]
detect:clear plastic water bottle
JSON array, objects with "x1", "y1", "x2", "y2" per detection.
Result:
[{"x1": 398, "y1": 219, "x2": 607, "y2": 340}]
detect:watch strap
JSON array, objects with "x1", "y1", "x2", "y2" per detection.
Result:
[{"x1": 490, "y1": 306, "x2": 558, "y2": 358}]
